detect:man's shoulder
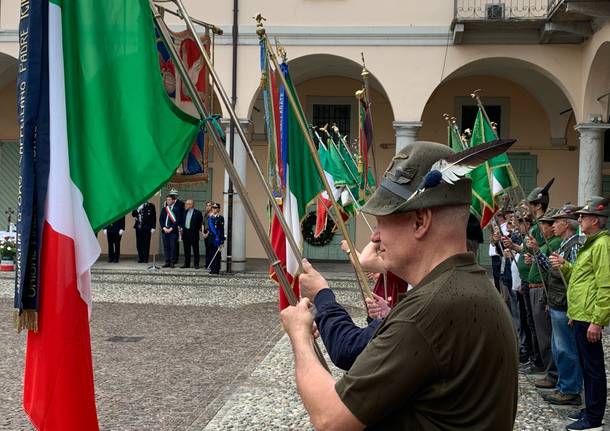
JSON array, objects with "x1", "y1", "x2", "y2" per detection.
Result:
[{"x1": 390, "y1": 263, "x2": 490, "y2": 323}]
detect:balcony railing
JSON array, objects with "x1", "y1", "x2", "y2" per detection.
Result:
[{"x1": 455, "y1": 0, "x2": 550, "y2": 20}]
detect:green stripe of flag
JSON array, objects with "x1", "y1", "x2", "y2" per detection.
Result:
[{"x1": 56, "y1": 0, "x2": 199, "y2": 231}]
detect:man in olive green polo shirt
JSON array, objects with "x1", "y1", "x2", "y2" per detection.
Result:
[
  {"x1": 281, "y1": 141, "x2": 518, "y2": 430},
  {"x1": 551, "y1": 196, "x2": 610, "y2": 431}
]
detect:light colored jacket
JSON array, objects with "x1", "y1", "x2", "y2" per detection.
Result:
[{"x1": 564, "y1": 230, "x2": 610, "y2": 326}]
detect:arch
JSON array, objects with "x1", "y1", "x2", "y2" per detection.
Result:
[
  {"x1": 421, "y1": 57, "x2": 575, "y2": 144},
  {"x1": 245, "y1": 53, "x2": 394, "y2": 121},
  {"x1": 0, "y1": 52, "x2": 18, "y2": 90},
  {"x1": 583, "y1": 41, "x2": 610, "y2": 122}
]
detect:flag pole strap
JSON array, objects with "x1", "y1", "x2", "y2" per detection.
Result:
[
  {"x1": 155, "y1": 0, "x2": 306, "y2": 275},
  {"x1": 257, "y1": 19, "x2": 372, "y2": 301},
  {"x1": 151, "y1": 1, "x2": 330, "y2": 371}
]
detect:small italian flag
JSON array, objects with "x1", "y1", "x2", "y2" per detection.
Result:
[{"x1": 23, "y1": 1, "x2": 199, "y2": 429}]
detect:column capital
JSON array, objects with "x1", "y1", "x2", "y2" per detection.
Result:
[
  {"x1": 392, "y1": 121, "x2": 423, "y2": 136},
  {"x1": 575, "y1": 122, "x2": 610, "y2": 134},
  {"x1": 221, "y1": 118, "x2": 253, "y2": 129}
]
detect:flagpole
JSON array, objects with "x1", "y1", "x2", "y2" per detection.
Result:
[
  {"x1": 469, "y1": 92, "x2": 565, "y2": 291},
  {"x1": 257, "y1": 18, "x2": 372, "y2": 301},
  {"x1": 151, "y1": 3, "x2": 330, "y2": 371},
  {"x1": 154, "y1": 1, "x2": 307, "y2": 276}
]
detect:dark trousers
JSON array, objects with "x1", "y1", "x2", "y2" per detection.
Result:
[
  {"x1": 573, "y1": 320, "x2": 607, "y2": 425},
  {"x1": 107, "y1": 231, "x2": 121, "y2": 262},
  {"x1": 162, "y1": 231, "x2": 178, "y2": 264},
  {"x1": 206, "y1": 240, "x2": 221, "y2": 274},
  {"x1": 521, "y1": 284, "x2": 543, "y2": 366},
  {"x1": 135, "y1": 228, "x2": 151, "y2": 262},
  {"x1": 491, "y1": 255, "x2": 502, "y2": 293},
  {"x1": 530, "y1": 286, "x2": 558, "y2": 381},
  {"x1": 517, "y1": 290, "x2": 534, "y2": 360},
  {"x1": 183, "y1": 235, "x2": 200, "y2": 268}
]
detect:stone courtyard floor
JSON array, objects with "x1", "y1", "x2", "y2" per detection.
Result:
[{"x1": 0, "y1": 260, "x2": 609, "y2": 430}]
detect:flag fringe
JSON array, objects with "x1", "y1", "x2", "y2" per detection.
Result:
[{"x1": 14, "y1": 309, "x2": 38, "y2": 333}]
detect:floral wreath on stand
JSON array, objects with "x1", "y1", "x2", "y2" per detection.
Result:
[
  {"x1": 0, "y1": 237, "x2": 16, "y2": 260},
  {"x1": 302, "y1": 212, "x2": 335, "y2": 247}
]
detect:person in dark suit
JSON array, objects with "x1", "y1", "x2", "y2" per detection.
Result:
[
  {"x1": 181, "y1": 199, "x2": 203, "y2": 268},
  {"x1": 131, "y1": 202, "x2": 156, "y2": 263},
  {"x1": 159, "y1": 194, "x2": 183, "y2": 268},
  {"x1": 104, "y1": 216, "x2": 126, "y2": 263},
  {"x1": 205, "y1": 202, "x2": 225, "y2": 274},
  {"x1": 168, "y1": 188, "x2": 185, "y2": 264}
]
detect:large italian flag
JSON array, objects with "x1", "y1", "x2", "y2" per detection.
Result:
[
  {"x1": 272, "y1": 62, "x2": 323, "y2": 308},
  {"x1": 24, "y1": 1, "x2": 198, "y2": 428}
]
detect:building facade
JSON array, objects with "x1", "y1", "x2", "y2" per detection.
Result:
[{"x1": 0, "y1": 0, "x2": 609, "y2": 267}]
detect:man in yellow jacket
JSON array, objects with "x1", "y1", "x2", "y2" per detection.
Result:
[{"x1": 551, "y1": 196, "x2": 610, "y2": 431}]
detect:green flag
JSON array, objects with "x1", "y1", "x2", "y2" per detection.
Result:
[
  {"x1": 469, "y1": 112, "x2": 495, "y2": 218},
  {"x1": 327, "y1": 138, "x2": 356, "y2": 187},
  {"x1": 474, "y1": 110, "x2": 515, "y2": 195},
  {"x1": 448, "y1": 123, "x2": 464, "y2": 153},
  {"x1": 53, "y1": 0, "x2": 199, "y2": 232}
]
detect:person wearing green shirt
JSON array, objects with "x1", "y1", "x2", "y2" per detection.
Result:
[
  {"x1": 525, "y1": 209, "x2": 562, "y2": 390},
  {"x1": 550, "y1": 196, "x2": 610, "y2": 431}
]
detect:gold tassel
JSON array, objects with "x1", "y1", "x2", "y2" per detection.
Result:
[{"x1": 14, "y1": 309, "x2": 38, "y2": 334}]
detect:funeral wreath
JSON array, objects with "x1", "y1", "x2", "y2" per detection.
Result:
[{"x1": 0, "y1": 237, "x2": 16, "y2": 260}]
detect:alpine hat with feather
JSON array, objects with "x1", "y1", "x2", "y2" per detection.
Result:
[
  {"x1": 575, "y1": 196, "x2": 610, "y2": 218},
  {"x1": 362, "y1": 139, "x2": 516, "y2": 216},
  {"x1": 527, "y1": 178, "x2": 554, "y2": 206}
]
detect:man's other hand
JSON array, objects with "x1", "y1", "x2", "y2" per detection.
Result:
[
  {"x1": 299, "y1": 259, "x2": 329, "y2": 301},
  {"x1": 366, "y1": 293, "x2": 391, "y2": 319},
  {"x1": 281, "y1": 298, "x2": 314, "y2": 340}
]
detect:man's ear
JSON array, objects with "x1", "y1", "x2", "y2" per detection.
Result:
[{"x1": 413, "y1": 208, "x2": 432, "y2": 239}]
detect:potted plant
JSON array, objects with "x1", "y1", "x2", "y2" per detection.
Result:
[{"x1": 0, "y1": 237, "x2": 16, "y2": 271}]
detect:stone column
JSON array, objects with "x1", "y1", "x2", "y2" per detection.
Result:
[
  {"x1": 221, "y1": 119, "x2": 251, "y2": 272},
  {"x1": 393, "y1": 121, "x2": 423, "y2": 153},
  {"x1": 575, "y1": 123, "x2": 610, "y2": 205}
]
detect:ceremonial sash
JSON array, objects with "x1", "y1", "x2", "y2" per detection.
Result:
[
  {"x1": 208, "y1": 216, "x2": 221, "y2": 247},
  {"x1": 165, "y1": 206, "x2": 177, "y2": 225}
]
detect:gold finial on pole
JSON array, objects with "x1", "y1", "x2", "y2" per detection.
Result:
[
  {"x1": 360, "y1": 52, "x2": 370, "y2": 80},
  {"x1": 254, "y1": 13, "x2": 266, "y2": 36},
  {"x1": 470, "y1": 88, "x2": 482, "y2": 99},
  {"x1": 355, "y1": 89, "x2": 365, "y2": 100},
  {"x1": 319, "y1": 123, "x2": 330, "y2": 136},
  {"x1": 331, "y1": 123, "x2": 340, "y2": 135}
]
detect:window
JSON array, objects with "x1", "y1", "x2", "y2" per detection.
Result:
[
  {"x1": 460, "y1": 105, "x2": 502, "y2": 137},
  {"x1": 312, "y1": 103, "x2": 352, "y2": 142},
  {"x1": 307, "y1": 96, "x2": 358, "y2": 148},
  {"x1": 455, "y1": 96, "x2": 509, "y2": 139}
]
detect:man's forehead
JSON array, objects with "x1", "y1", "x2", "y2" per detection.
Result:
[{"x1": 376, "y1": 211, "x2": 412, "y2": 223}]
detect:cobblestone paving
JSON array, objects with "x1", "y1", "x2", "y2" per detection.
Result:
[{"x1": 1, "y1": 265, "x2": 609, "y2": 430}]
